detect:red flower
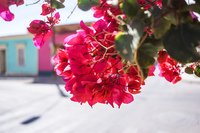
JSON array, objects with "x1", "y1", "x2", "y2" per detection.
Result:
[
  {"x1": 85, "y1": 82, "x2": 112, "y2": 106},
  {"x1": 27, "y1": 20, "x2": 53, "y2": 49},
  {"x1": 137, "y1": 0, "x2": 162, "y2": 9},
  {"x1": 158, "y1": 50, "x2": 182, "y2": 84},
  {"x1": 128, "y1": 80, "x2": 142, "y2": 94},
  {"x1": 108, "y1": 77, "x2": 134, "y2": 108},
  {"x1": 157, "y1": 50, "x2": 168, "y2": 64},
  {"x1": 148, "y1": 65, "x2": 156, "y2": 76},
  {"x1": 28, "y1": 20, "x2": 46, "y2": 34},
  {"x1": 68, "y1": 49, "x2": 92, "y2": 75},
  {"x1": 47, "y1": 12, "x2": 60, "y2": 26},
  {"x1": 93, "y1": 59, "x2": 108, "y2": 73},
  {"x1": 0, "y1": 0, "x2": 24, "y2": 21},
  {"x1": 53, "y1": 49, "x2": 73, "y2": 78},
  {"x1": 54, "y1": 13, "x2": 146, "y2": 108},
  {"x1": 40, "y1": 3, "x2": 55, "y2": 16},
  {"x1": 92, "y1": 0, "x2": 122, "y2": 21}
]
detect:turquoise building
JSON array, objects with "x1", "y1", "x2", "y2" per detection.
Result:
[
  {"x1": 0, "y1": 34, "x2": 38, "y2": 76},
  {"x1": 0, "y1": 23, "x2": 90, "y2": 76}
]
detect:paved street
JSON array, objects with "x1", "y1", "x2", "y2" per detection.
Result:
[{"x1": 0, "y1": 74, "x2": 200, "y2": 133}]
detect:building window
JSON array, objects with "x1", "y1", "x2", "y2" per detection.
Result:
[
  {"x1": 16, "y1": 43, "x2": 25, "y2": 67},
  {"x1": 0, "y1": 45, "x2": 7, "y2": 74}
]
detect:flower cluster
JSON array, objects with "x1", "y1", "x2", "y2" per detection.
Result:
[
  {"x1": 53, "y1": 1, "x2": 145, "y2": 107},
  {"x1": 0, "y1": 0, "x2": 24, "y2": 21},
  {"x1": 157, "y1": 50, "x2": 182, "y2": 84},
  {"x1": 27, "y1": 2, "x2": 60, "y2": 49},
  {"x1": 137, "y1": 0, "x2": 162, "y2": 9},
  {"x1": 53, "y1": 0, "x2": 161, "y2": 107},
  {"x1": 54, "y1": 19, "x2": 137, "y2": 107},
  {"x1": 27, "y1": 20, "x2": 54, "y2": 49}
]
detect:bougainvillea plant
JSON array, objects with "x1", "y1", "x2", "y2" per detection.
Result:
[{"x1": 1, "y1": 0, "x2": 200, "y2": 108}]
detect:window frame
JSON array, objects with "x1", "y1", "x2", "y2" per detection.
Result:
[{"x1": 16, "y1": 43, "x2": 26, "y2": 67}]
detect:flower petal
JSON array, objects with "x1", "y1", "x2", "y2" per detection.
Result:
[
  {"x1": 0, "y1": 5, "x2": 14, "y2": 21},
  {"x1": 33, "y1": 29, "x2": 53, "y2": 49}
]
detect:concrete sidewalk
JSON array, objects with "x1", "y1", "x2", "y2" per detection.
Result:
[{"x1": 0, "y1": 75, "x2": 200, "y2": 133}]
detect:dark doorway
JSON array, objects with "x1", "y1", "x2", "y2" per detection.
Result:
[{"x1": 0, "y1": 50, "x2": 6, "y2": 74}]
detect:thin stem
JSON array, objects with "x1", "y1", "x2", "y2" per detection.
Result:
[
  {"x1": 107, "y1": 10, "x2": 125, "y2": 25},
  {"x1": 147, "y1": 0, "x2": 185, "y2": 29},
  {"x1": 92, "y1": 37, "x2": 107, "y2": 49},
  {"x1": 133, "y1": 33, "x2": 148, "y2": 82},
  {"x1": 66, "y1": 4, "x2": 77, "y2": 23},
  {"x1": 143, "y1": 0, "x2": 156, "y2": 7},
  {"x1": 26, "y1": 0, "x2": 40, "y2": 6}
]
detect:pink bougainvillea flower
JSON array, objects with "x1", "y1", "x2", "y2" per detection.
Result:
[
  {"x1": 0, "y1": 0, "x2": 24, "y2": 21},
  {"x1": 0, "y1": 4, "x2": 14, "y2": 21},
  {"x1": 27, "y1": 20, "x2": 46, "y2": 34},
  {"x1": 190, "y1": 12, "x2": 198, "y2": 22},
  {"x1": 157, "y1": 50, "x2": 182, "y2": 84},
  {"x1": 137, "y1": 0, "x2": 162, "y2": 9},
  {"x1": 80, "y1": 20, "x2": 95, "y2": 36},
  {"x1": 108, "y1": 77, "x2": 134, "y2": 108},
  {"x1": 93, "y1": 59, "x2": 108, "y2": 73},
  {"x1": 27, "y1": 20, "x2": 53, "y2": 49},
  {"x1": 33, "y1": 29, "x2": 53, "y2": 49},
  {"x1": 47, "y1": 12, "x2": 60, "y2": 26},
  {"x1": 128, "y1": 80, "x2": 142, "y2": 94},
  {"x1": 157, "y1": 50, "x2": 168, "y2": 64},
  {"x1": 53, "y1": 3, "x2": 146, "y2": 108},
  {"x1": 41, "y1": 3, "x2": 55, "y2": 16},
  {"x1": 53, "y1": 49, "x2": 73, "y2": 78},
  {"x1": 148, "y1": 65, "x2": 156, "y2": 76},
  {"x1": 85, "y1": 83, "x2": 111, "y2": 106},
  {"x1": 68, "y1": 49, "x2": 92, "y2": 75}
]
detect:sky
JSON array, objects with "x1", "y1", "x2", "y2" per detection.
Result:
[{"x1": 0, "y1": 0, "x2": 97, "y2": 37}]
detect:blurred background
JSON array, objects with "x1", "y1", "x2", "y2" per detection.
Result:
[{"x1": 0, "y1": 0, "x2": 200, "y2": 133}]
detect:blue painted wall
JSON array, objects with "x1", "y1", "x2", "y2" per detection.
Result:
[{"x1": 0, "y1": 37, "x2": 38, "y2": 75}]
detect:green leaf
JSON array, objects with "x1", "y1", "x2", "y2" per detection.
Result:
[
  {"x1": 141, "y1": 68, "x2": 150, "y2": 80},
  {"x1": 163, "y1": 23, "x2": 200, "y2": 63},
  {"x1": 165, "y1": 11, "x2": 193, "y2": 25},
  {"x1": 115, "y1": 32, "x2": 135, "y2": 63},
  {"x1": 168, "y1": 0, "x2": 187, "y2": 8},
  {"x1": 194, "y1": 65, "x2": 200, "y2": 77},
  {"x1": 150, "y1": 6, "x2": 162, "y2": 19},
  {"x1": 120, "y1": 0, "x2": 140, "y2": 17},
  {"x1": 181, "y1": 4, "x2": 200, "y2": 14},
  {"x1": 162, "y1": 0, "x2": 168, "y2": 9},
  {"x1": 78, "y1": 0, "x2": 100, "y2": 11},
  {"x1": 115, "y1": 19, "x2": 145, "y2": 63},
  {"x1": 60, "y1": 0, "x2": 65, "y2": 3},
  {"x1": 185, "y1": 67, "x2": 194, "y2": 74},
  {"x1": 150, "y1": 7, "x2": 172, "y2": 39},
  {"x1": 179, "y1": 11, "x2": 194, "y2": 23},
  {"x1": 144, "y1": 38, "x2": 164, "y2": 51},
  {"x1": 129, "y1": 19, "x2": 145, "y2": 37},
  {"x1": 194, "y1": 0, "x2": 200, "y2": 4},
  {"x1": 164, "y1": 13, "x2": 177, "y2": 25},
  {"x1": 51, "y1": 0, "x2": 65, "y2": 9},
  {"x1": 137, "y1": 41, "x2": 157, "y2": 69},
  {"x1": 137, "y1": 48, "x2": 155, "y2": 68},
  {"x1": 152, "y1": 18, "x2": 171, "y2": 39},
  {"x1": 139, "y1": 43, "x2": 158, "y2": 57}
]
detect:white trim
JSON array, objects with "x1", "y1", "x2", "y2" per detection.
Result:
[
  {"x1": 0, "y1": 45, "x2": 7, "y2": 50},
  {"x1": 0, "y1": 34, "x2": 34, "y2": 41}
]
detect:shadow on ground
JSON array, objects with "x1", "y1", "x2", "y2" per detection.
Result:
[{"x1": 32, "y1": 76, "x2": 65, "y2": 85}]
